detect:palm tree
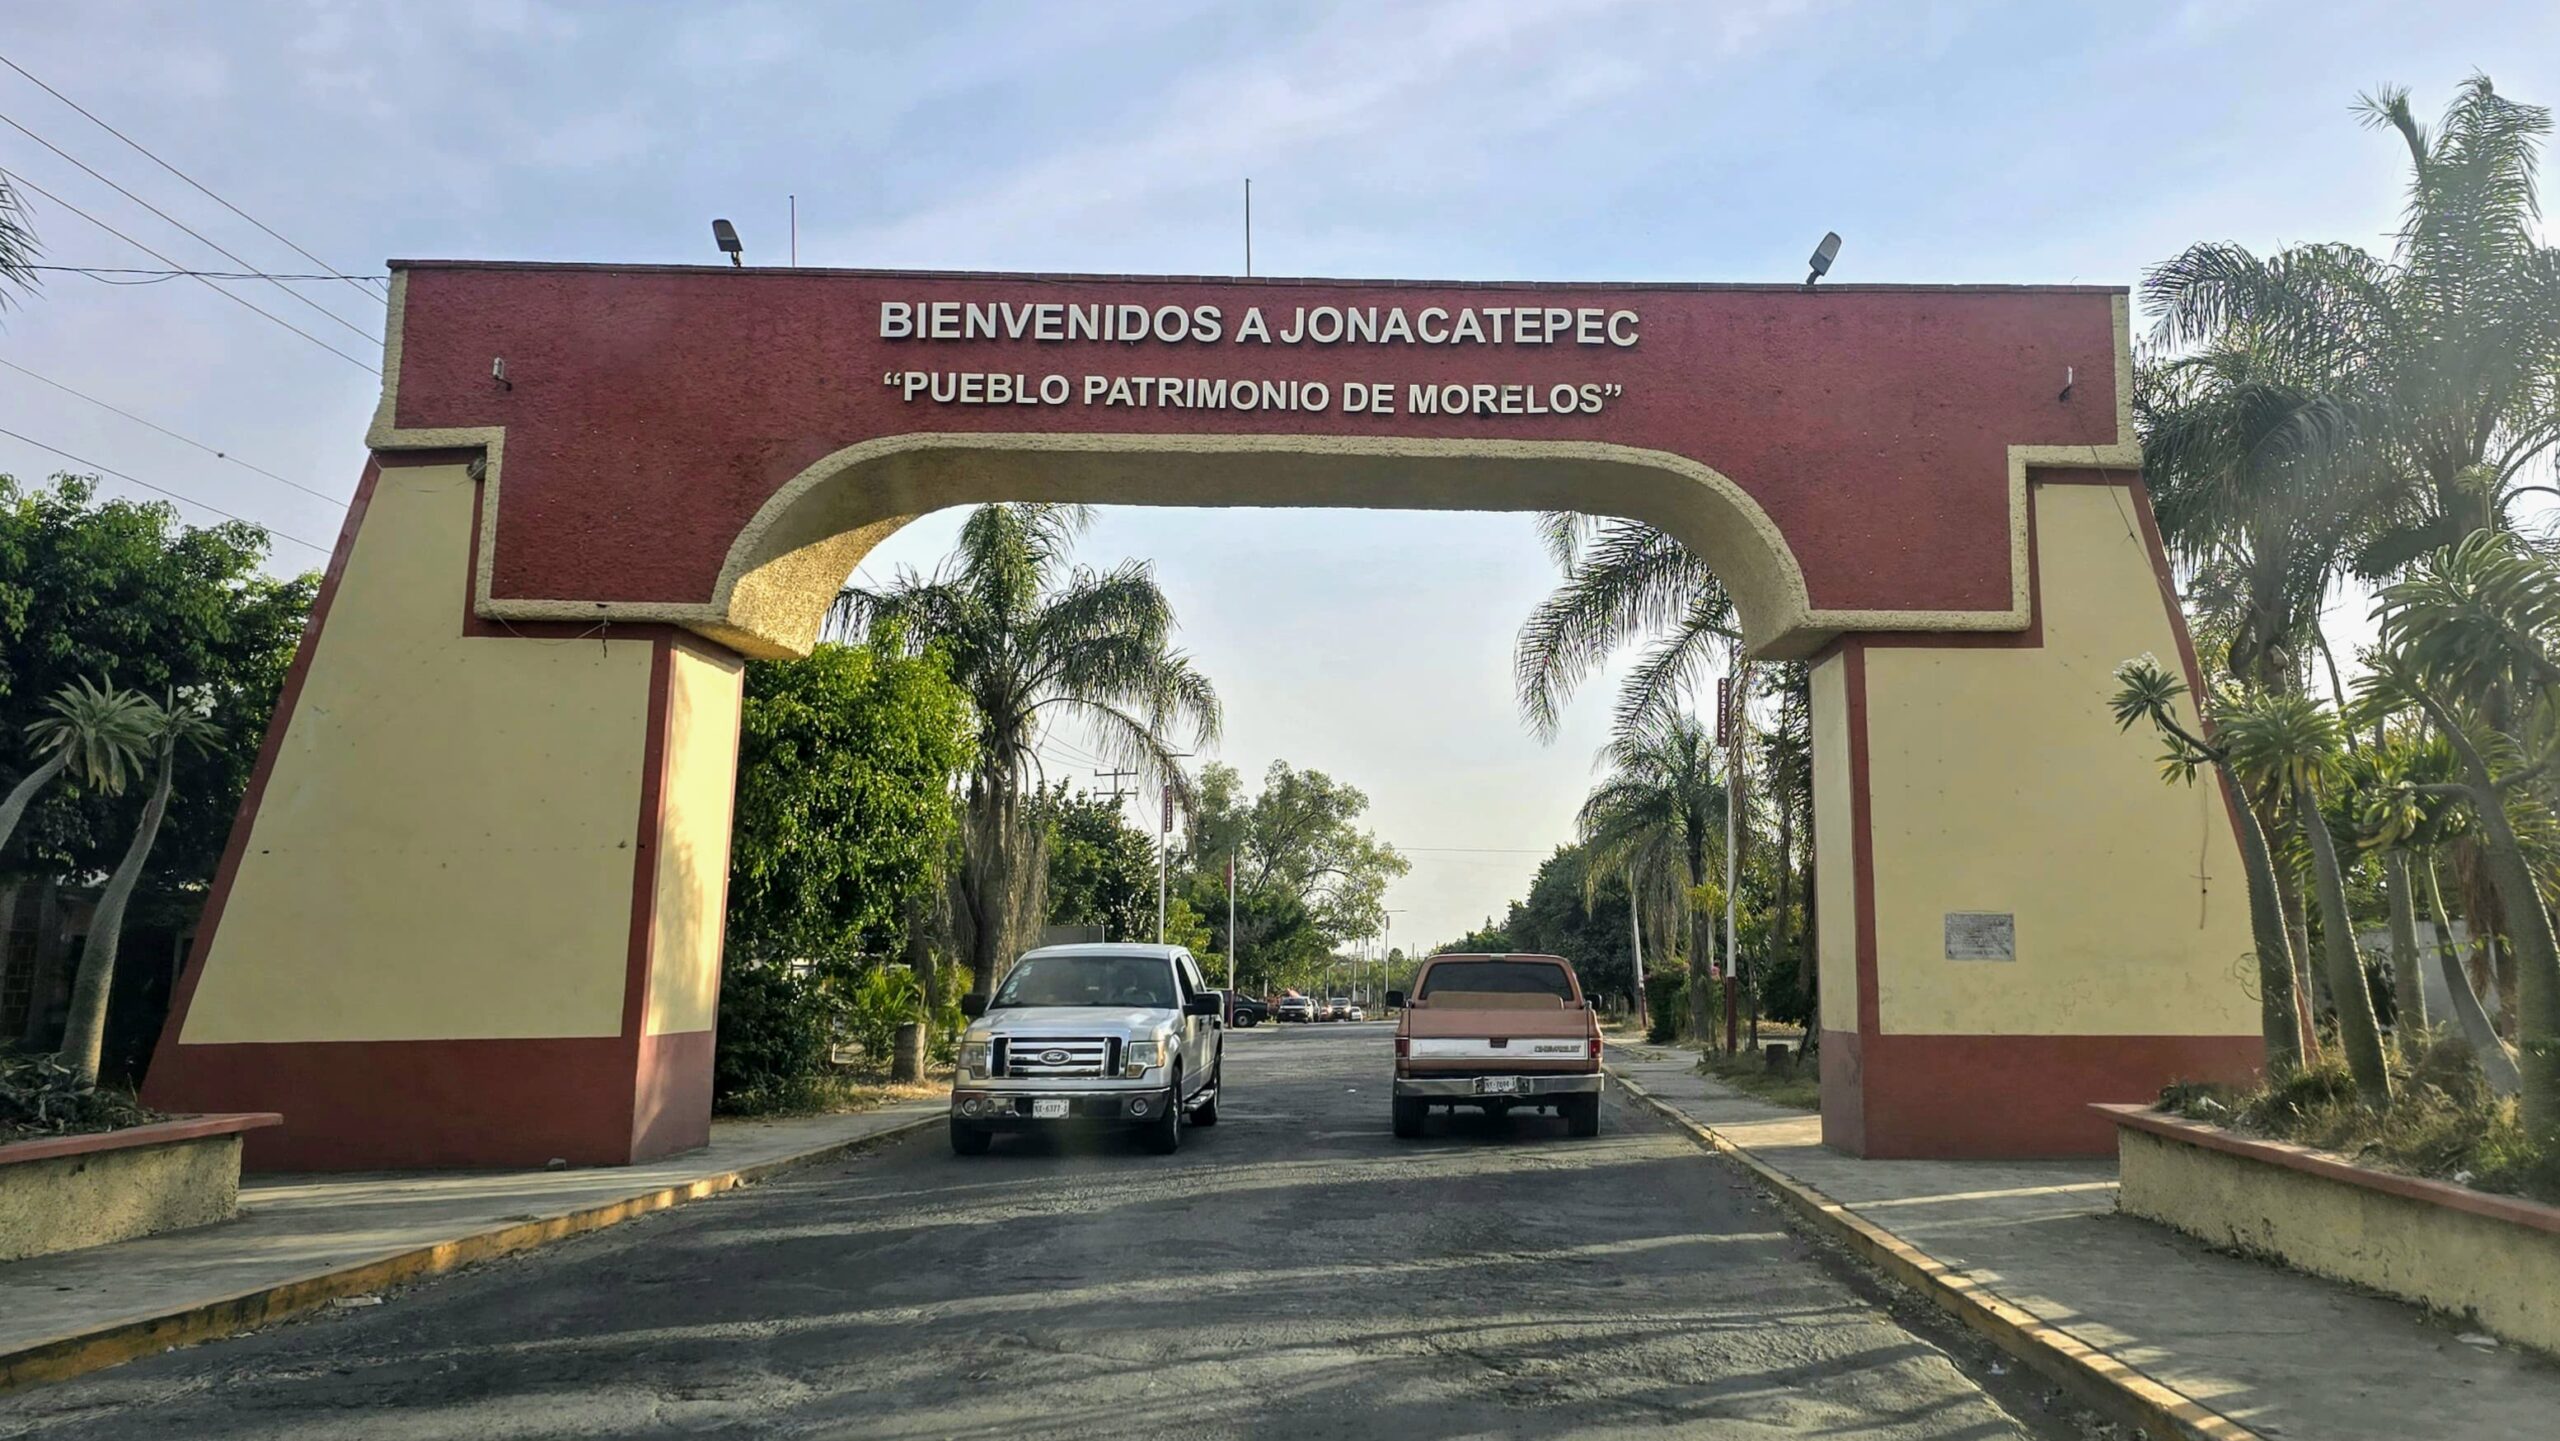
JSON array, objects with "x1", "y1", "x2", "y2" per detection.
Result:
[
  {"x1": 2146, "y1": 76, "x2": 2560, "y2": 576},
  {"x1": 2111, "y1": 658, "x2": 2309, "y2": 1070},
  {"x1": 1578, "y1": 712, "x2": 1726, "y2": 1042},
  {"x1": 829, "y1": 505, "x2": 1219, "y2": 995},
  {"x1": 1, "y1": 677, "x2": 156, "y2": 855},
  {"x1": 0, "y1": 171, "x2": 38, "y2": 307},
  {"x1": 1515, "y1": 512, "x2": 1734, "y2": 741},
  {"x1": 57, "y1": 693, "x2": 221, "y2": 1086}
]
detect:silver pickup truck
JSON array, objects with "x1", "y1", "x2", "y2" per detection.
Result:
[{"x1": 949, "y1": 943, "x2": 1225, "y2": 1156}]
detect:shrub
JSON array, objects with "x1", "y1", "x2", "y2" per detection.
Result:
[
  {"x1": 844, "y1": 964, "x2": 924, "y2": 1066},
  {"x1": 713, "y1": 956, "x2": 836, "y2": 1114},
  {"x1": 1645, "y1": 969, "x2": 1688, "y2": 1043}
]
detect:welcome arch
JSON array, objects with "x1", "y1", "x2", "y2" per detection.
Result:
[{"x1": 145, "y1": 263, "x2": 2262, "y2": 1168}]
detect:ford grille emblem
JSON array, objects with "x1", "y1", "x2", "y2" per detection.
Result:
[{"x1": 1040, "y1": 1049, "x2": 1070, "y2": 1065}]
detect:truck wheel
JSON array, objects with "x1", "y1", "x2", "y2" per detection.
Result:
[
  {"x1": 1565, "y1": 1093, "x2": 1601, "y2": 1138},
  {"x1": 1188, "y1": 1061, "x2": 1220, "y2": 1125},
  {"x1": 1392, "y1": 1097, "x2": 1427, "y2": 1138},
  {"x1": 950, "y1": 1120, "x2": 992, "y2": 1156},
  {"x1": 1143, "y1": 1070, "x2": 1182, "y2": 1155}
]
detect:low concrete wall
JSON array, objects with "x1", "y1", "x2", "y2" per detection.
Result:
[
  {"x1": 0, "y1": 1114, "x2": 280, "y2": 1263},
  {"x1": 2102, "y1": 1104, "x2": 2560, "y2": 1357}
]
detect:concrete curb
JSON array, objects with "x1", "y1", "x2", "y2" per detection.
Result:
[
  {"x1": 1607, "y1": 1065, "x2": 2261, "y2": 1441},
  {"x1": 0, "y1": 1111, "x2": 939, "y2": 1395}
]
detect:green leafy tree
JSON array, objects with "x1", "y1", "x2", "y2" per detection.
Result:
[
  {"x1": 725, "y1": 635, "x2": 974, "y2": 966},
  {"x1": 0, "y1": 476, "x2": 314, "y2": 897},
  {"x1": 1184, "y1": 760, "x2": 1407, "y2": 970},
  {"x1": 832, "y1": 506, "x2": 1218, "y2": 996},
  {"x1": 1579, "y1": 712, "x2": 1726, "y2": 1042},
  {"x1": 1042, "y1": 787, "x2": 1156, "y2": 941}
]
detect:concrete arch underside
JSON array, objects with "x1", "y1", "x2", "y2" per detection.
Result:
[{"x1": 699, "y1": 434, "x2": 1815, "y2": 661}]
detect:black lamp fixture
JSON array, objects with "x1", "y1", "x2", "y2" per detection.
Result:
[
  {"x1": 1805, "y1": 231, "x2": 1842, "y2": 286},
  {"x1": 712, "y1": 218, "x2": 743, "y2": 267}
]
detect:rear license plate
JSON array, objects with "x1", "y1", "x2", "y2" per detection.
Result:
[
  {"x1": 1474, "y1": 1076, "x2": 1522, "y2": 1095},
  {"x1": 1032, "y1": 1099, "x2": 1069, "y2": 1119}
]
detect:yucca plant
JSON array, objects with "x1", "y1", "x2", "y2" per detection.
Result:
[
  {"x1": 57, "y1": 692, "x2": 224, "y2": 1087},
  {"x1": 2110, "y1": 656, "x2": 2308, "y2": 1071},
  {"x1": 0, "y1": 677, "x2": 157, "y2": 857},
  {"x1": 2357, "y1": 730, "x2": 2523, "y2": 1094},
  {"x1": 2217, "y1": 690, "x2": 2392, "y2": 1108}
]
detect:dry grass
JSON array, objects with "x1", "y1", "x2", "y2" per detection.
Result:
[
  {"x1": 1697, "y1": 1045, "x2": 1822, "y2": 1111},
  {"x1": 2161, "y1": 1032, "x2": 2558, "y2": 1206},
  {"x1": 717, "y1": 1066, "x2": 954, "y2": 1119}
]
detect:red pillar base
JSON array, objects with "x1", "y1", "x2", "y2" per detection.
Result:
[
  {"x1": 142, "y1": 1030, "x2": 714, "y2": 1172},
  {"x1": 1818, "y1": 1029, "x2": 2260, "y2": 1158}
]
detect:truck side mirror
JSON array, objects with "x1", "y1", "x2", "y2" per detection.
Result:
[
  {"x1": 1384, "y1": 990, "x2": 1406, "y2": 1010},
  {"x1": 960, "y1": 993, "x2": 987, "y2": 1019},
  {"x1": 1184, "y1": 993, "x2": 1222, "y2": 1017}
]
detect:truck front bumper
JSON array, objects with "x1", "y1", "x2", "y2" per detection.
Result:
[
  {"x1": 950, "y1": 1086, "x2": 1175, "y2": 1128},
  {"x1": 1393, "y1": 1072, "x2": 1603, "y2": 1099}
]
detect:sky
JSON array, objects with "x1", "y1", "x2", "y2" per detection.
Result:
[{"x1": 3, "y1": 1, "x2": 2558, "y2": 952}]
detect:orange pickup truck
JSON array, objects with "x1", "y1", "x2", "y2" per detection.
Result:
[{"x1": 1384, "y1": 953, "x2": 1603, "y2": 1139}]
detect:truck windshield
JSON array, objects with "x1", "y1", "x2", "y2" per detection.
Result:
[
  {"x1": 991, "y1": 955, "x2": 1176, "y2": 1009},
  {"x1": 1417, "y1": 960, "x2": 1574, "y2": 1001}
]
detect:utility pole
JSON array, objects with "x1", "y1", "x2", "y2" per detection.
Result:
[
  {"x1": 1085, "y1": 767, "x2": 1135, "y2": 939},
  {"x1": 1151, "y1": 756, "x2": 1192, "y2": 946},
  {"x1": 1721, "y1": 651, "x2": 1752, "y2": 1055},
  {"x1": 1629, "y1": 878, "x2": 1646, "y2": 1023},
  {"x1": 1226, "y1": 849, "x2": 1239, "y2": 996}
]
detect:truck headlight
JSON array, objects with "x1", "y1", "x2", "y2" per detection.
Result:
[
  {"x1": 959, "y1": 1040, "x2": 991, "y2": 1078},
  {"x1": 1123, "y1": 1038, "x2": 1165, "y2": 1077}
]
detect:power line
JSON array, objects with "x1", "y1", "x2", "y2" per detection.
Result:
[
  {"x1": 0, "y1": 425, "x2": 330, "y2": 555},
  {"x1": 0, "y1": 53, "x2": 389, "y2": 303},
  {"x1": 0, "y1": 108, "x2": 381, "y2": 344},
  {"x1": 27, "y1": 263, "x2": 385, "y2": 282},
  {"x1": 0, "y1": 355, "x2": 344, "y2": 505},
  {"x1": 0, "y1": 168, "x2": 379, "y2": 375}
]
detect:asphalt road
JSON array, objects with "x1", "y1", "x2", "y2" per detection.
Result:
[{"x1": 0, "y1": 1024, "x2": 2064, "y2": 1440}]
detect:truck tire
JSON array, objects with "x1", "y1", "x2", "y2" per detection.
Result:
[
  {"x1": 1564, "y1": 1092, "x2": 1601, "y2": 1138},
  {"x1": 1188, "y1": 1061, "x2": 1220, "y2": 1125},
  {"x1": 1392, "y1": 1096, "x2": 1427, "y2": 1138},
  {"x1": 1143, "y1": 1070, "x2": 1182, "y2": 1154},
  {"x1": 950, "y1": 1120, "x2": 992, "y2": 1156}
]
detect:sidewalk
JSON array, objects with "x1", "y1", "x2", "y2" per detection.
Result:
[
  {"x1": 1607, "y1": 1044, "x2": 2559, "y2": 1440},
  {"x1": 0, "y1": 1101, "x2": 939, "y2": 1391}
]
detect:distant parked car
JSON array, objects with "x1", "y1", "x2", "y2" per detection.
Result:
[
  {"x1": 1326, "y1": 997, "x2": 1354, "y2": 1022},
  {"x1": 1229, "y1": 994, "x2": 1270, "y2": 1027},
  {"x1": 1276, "y1": 996, "x2": 1315, "y2": 1023},
  {"x1": 1343, "y1": 1004, "x2": 1366, "y2": 1022}
]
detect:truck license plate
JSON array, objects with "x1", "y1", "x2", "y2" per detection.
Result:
[
  {"x1": 1474, "y1": 1076, "x2": 1521, "y2": 1095},
  {"x1": 1032, "y1": 1099, "x2": 1069, "y2": 1118}
]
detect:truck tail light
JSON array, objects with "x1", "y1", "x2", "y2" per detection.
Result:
[
  {"x1": 1588, "y1": 1034, "x2": 1603, "y2": 1059},
  {"x1": 1394, "y1": 1034, "x2": 1409, "y2": 1060}
]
